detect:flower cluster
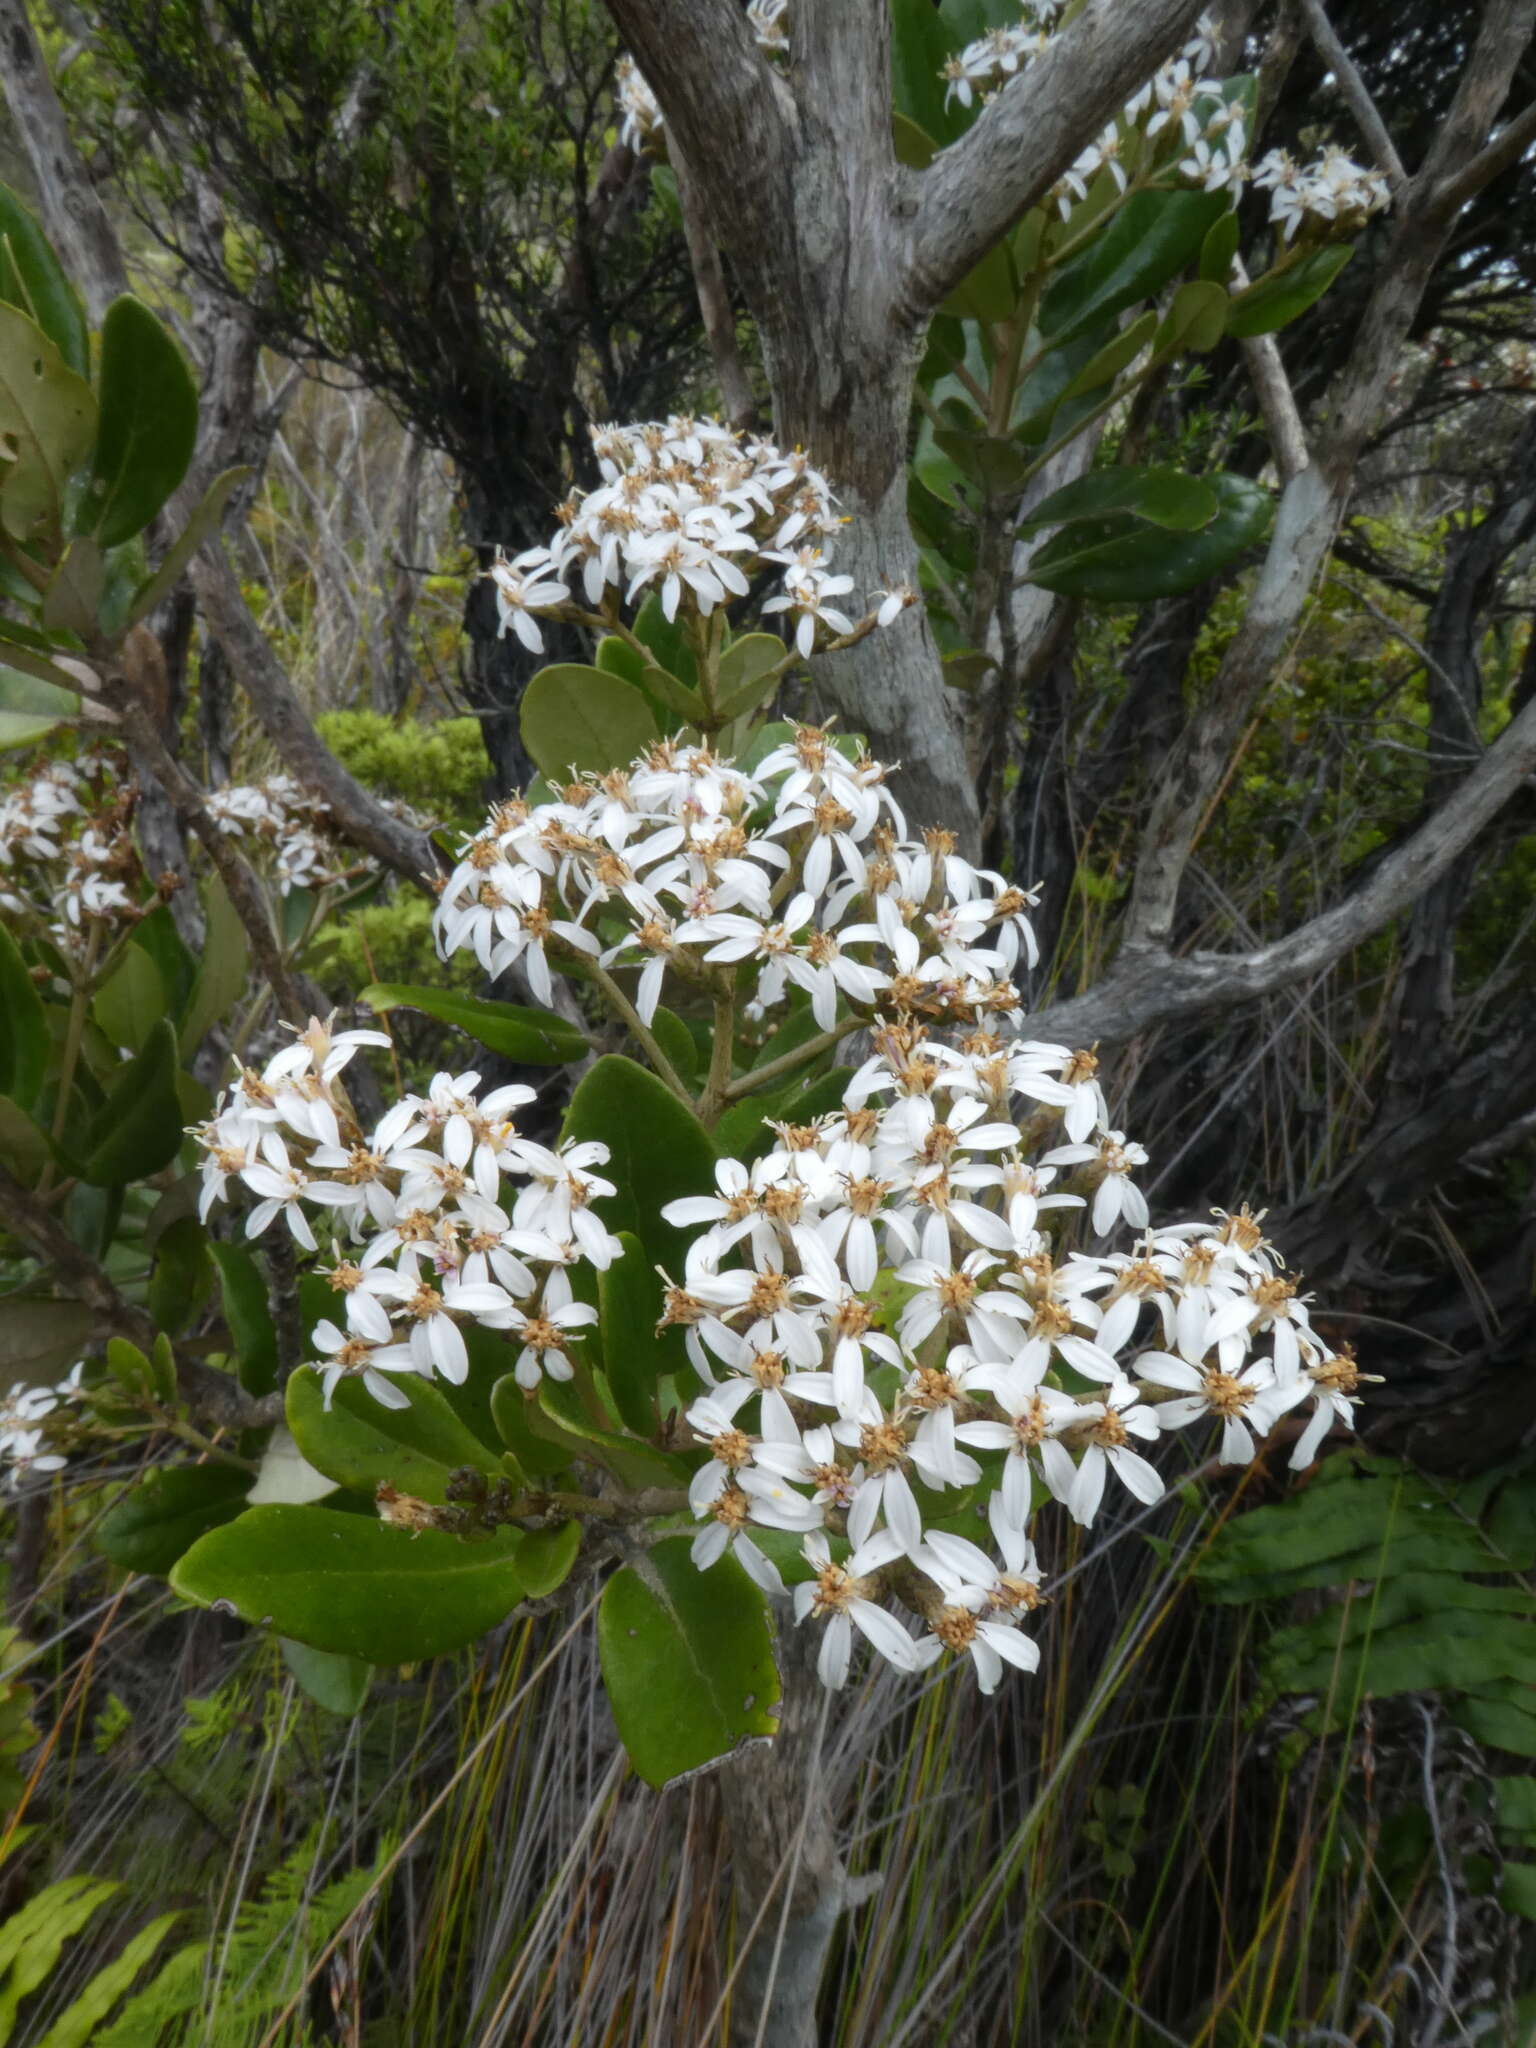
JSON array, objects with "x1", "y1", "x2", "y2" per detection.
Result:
[
  {"x1": 662, "y1": 1020, "x2": 1363, "y2": 1694},
  {"x1": 941, "y1": 9, "x2": 1390, "y2": 235},
  {"x1": 616, "y1": 2, "x2": 788, "y2": 151},
  {"x1": 433, "y1": 722, "x2": 1036, "y2": 1023},
  {"x1": 0, "y1": 747, "x2": 385, "y2": 955},
  {"x1": 487, "y1": 416, "x2": 911, "y2": 665},
  {"x1": 194, "y1": 1019, "x2": 623, "y2": 1408},
  {"x1": 0, "y1": 1364, "x2": 86, "y2": 1491},
  {"x1": 1251, "y1": 145, "x2": 1392, "y2": 241}
]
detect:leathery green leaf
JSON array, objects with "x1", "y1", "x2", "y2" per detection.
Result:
[
  {"x1": 171, "y1": 1505, "x2": 526, "y2": 1663},
  {"x1": 598, "y1": 1535, "x2": 780, "y2": 1786}
]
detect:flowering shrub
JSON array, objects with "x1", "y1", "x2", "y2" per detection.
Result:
[
  {"x1": 182, "y1": 717, "x2": 1362, "y2": 1734},
  {"x1": 0, "y1": 139, "x2": 1379, "y2": 1785}
]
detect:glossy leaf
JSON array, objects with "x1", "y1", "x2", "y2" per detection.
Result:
[
  {"x1": 146, "y1": 1215, "x2": 214, "y2": 1338},
  {"x1": 92, "y1": 940, "x2": 165, "y2": 1053},
  {"x1": 210, "y1": 1241, "x2": 278, "y2": 1394},
  {"x1": 516, "y1": 1519, "x2": 582, "y2": 1599},
  {"x1": 1039, "y1": 190, "x2": 1228, "y2": 348},
  {"x1": 630, "y1": 594, "x2": 699, "y2": 690},
  {"x1": 1153, "y1": 279, "x2": 1227, "y2": 354},
  {"x1": 714, "y1": 632, "x2": 788, "y2": 721},
  {"x1": 0, "y1": 663, "x2": 78, "y2": 750},
  {"x1": 1026, "y1": 473, "x2": 1270, "y2": 602},
  {"x1": 127, "y1": 465, "x2": 248, "y2": 624},
  {"x1": 96, "y1": 1464, "x2": 250, "y2": 1576},
  {"x1": 76, "y1": 1017, "x2": 185, "y2": 1187},
  {"x1": 536, "y1": 1377, "x2": 689, "y2": 1491},
  {"x1": 1019, "y1": 466, "x2": 1219, "y2": 537},
  {"x1": 178, "y1": 874, "x2": 249, "y2": 1052},
  {"x1": 359, "y1": 982, "x2": 587, "y2": 1063},
  {"x1": 130, "y1": 904, "x2": 196, "y2": 1018},
  {"x1": 0, "y1": 923, "x2": 46, "y2": 1111},
  {"x1": 84, "y1": 296, "x2": 198, "y2": 547},
  {"x1": 0, "y1": 183, "x2": 87, "y2": 376},
  {"x1": 0, "y1": 302, "x2": 97, "y2": 544},
  {"x1": 1227, "y1": 245, "x2": 1354, "y2": 337},
  {"x1": 1059, "y1": 310, "x2": 1157, "y2": 402},
  {"x1": 598, "y1": 1536, "x2": 780, "y2": 1787},
  {"x1": 279, "y1": 1638, "x2": 370, "y2": 1715},
  {"x1": 171, "y1": 1505, "x2": 526, "y2": 1663},
  {"x1": 598, "y1": 1231, "x2": 690, "y2": 1436},
  {"x1": 1198, "y1": 208, "x2": 1241, "y2": 283},
  {"x1": 520, "y1": 663, "x2": 660, "y2": 780},
  {"x1": 561, "y1": 1055, "x2": 717, "y2": 1274},
  {"x1": 489, "y1": 1371, "x2": 577, "y2": 1480},
  {"x1": 889, "y1": 0, "x2": 966, "y2": 148},
  {"x1": 286, "y1": 1366, "x2": 503, "y2": 1504}
]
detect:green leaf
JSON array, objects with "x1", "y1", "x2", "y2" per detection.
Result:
[
  {"x1": 940, "y1": 236, "x2": 1017, "y2": 325},
  {"x1": 32, "y1": 1911, "x2": 180, "y2": 2048},
  {"x1": 1227, "y1": 245, "x2": 1354, "y2": 338},
  {"x1": 0, "y1": 923, "x2": 46, "y2": 1111},
  {"x1": 0, "y1": 1877, "x2": 122, "y2": 2040},
  {"x1": 0, "y1": 1095, "x2": 52, "y2": 1184},
  {"x1": 0, "y1": 183, "x2": 88, "y2": 377},
  {"x1": 520, "y1": 663, "x2": 660, "y2": 780},
  {"x1": 126, "y1": 466, "x2": 248, "y2": 625},
  {"x1": 536, "y1": 1376, "x2": 689, "y2": 1491},
  {"x1": 83, "y1": 296, "x2": 198, "y2": 547},
  {"x1": 0, "y1": 1299, "x2": 92, "y2": 1383},
  {"x1": 0, "y1": 301, "x2": 98, "y2": 544},
  {"x1": 76, "y1": 1018, "x2": 184, "y2": 1186},
  {"x1": 1039, "y1": 189, "x2": 1229, "y2": 348},
  {"x1": 714, "y1": 632, "x2": 788, "y2": 721},
  {"x1": 96, "y1": 1465, "x2": 251, "y2": 1576},
  {"x1": 649, "y1": 1006, "x2": 701, "y2": 1090},
  {"x1": 630, "y1": 595, "x2": 699, "y2": 691},
  {"x1": 1152, "y1": 279, "x2": 1227, "y2": 354},
  {"x1": 91, "y1": 941, "x2": 165, "y2": 1053},
  {"x1": 279, "y1": 1638, "x2": 370, "y2": 1716},
  {"x1": 209, "y1": 1242, "x2": 278, "y2": 1395},
  {"x1": 171, "y1": 1505, "x2": 526, "y2": 1663},
  {"x1": 1020, "y1": 465, "x2": 1219, "y2": 537},
  {"x1": 489, "y1": 1371, "x2": 576, "y2": 1479},
  {"x1": 177, "y1": 874, "x2": 249, "y2": 1051},
  {"x1": 516, "y1": 1520, "x2": 582, "y2": 1599},
  {"x1": 889, "y1": 0, "x2": 966, "y2": 148},
  {"x1": 40, "y1": 535, "x2": 105, "y2": 638},
  {"x1": 146, "y1": 1215, "x2": 213, "y2": 1338},
  {"x1": 1198, "y1": 208, "x2": 1241, "y2": 284},
  {"x1": 598, "y1": 1231, "x2": 689, "y2": 1436},
  {"x1": 1058, "y1": 310, "x2": 1158, "y2": 401},
  {"x1": 0, "y1": 662, "x2": 78, "y2": 750},
  {"x1": 561, "y1": 1055, "x2": 717, "y2": 1275},
  {"x1": 286, "y1": 1366, "x2": 503, "y2": 1504},
  {"x1": 1026, "y1": 472, "x2": 1271, "y2": 602},
  {"x1": 598, "y1": 1536, "x2": 780, "y2": 1787},
  {"x1": 932, "y1": 429, "x2": 1034, "y2": 500},
  {"x1": 640, "y1": 662, "x2": 705, "y2": 723},
  {"x1": 359, "y1": 982, "x2": 587, "y2": 1063}
]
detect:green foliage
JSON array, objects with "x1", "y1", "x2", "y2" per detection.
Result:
[
  {"x1": 286, "y1": 1366, "x2": 504, "y2": 1503},
  {"x1": 358, "y1": 981, "x2": 588, "y2": 1062},
  {"x1": 89, "y1": 1832, "x2": 394, "y2": 2045},
  {"x1": 0, "y1": 923, "x2": 47, "y2": 1112},
  {"x1": 1026, "y1": 473, "x2": 1272, "y2": 602},
  {"x1": 172, "y1": 1504, "x2": 528, "y2": 1663},
  {"x1": 315, "y1": 710, "x2": 487, "y2": 830},
  {"x1": 84, "y1": 297, "x2": 198, "y2": 548},
  {"x1": 0, "y1": 181, "x2": 88, "y2": 378},
  {"x1": 597, "y1": 1536, "x2": 780, "y2": 1788},
  {"x1": 96, "y1": 1465, "x2": 251, "y2": 1576},
  {"x1": 0, "y1": 1630, "x2": 38, "y2": 1817},
  {"x1": 560, "y1": 1054, "x2": 720, "y2": 1274},
  {"x1": 521, "y1": 663, "x2": 661, "y2": 780}
]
